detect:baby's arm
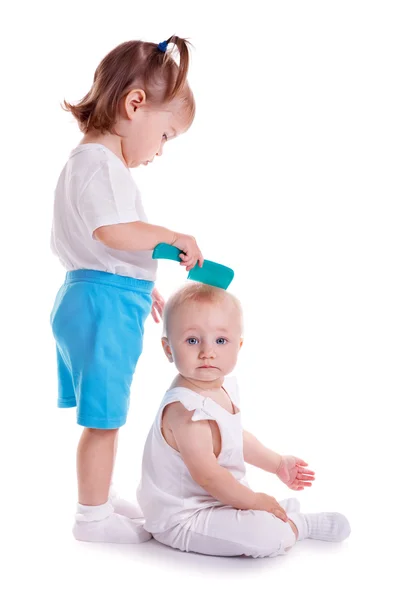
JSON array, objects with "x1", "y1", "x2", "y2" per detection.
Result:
[
  {"x1": 165, "y1": 403, "x2": 287, "y2": 520},
  {"x1": 243, "y1": 430, "x2": 282, "y2": 474},
  {"x1": 243, "y1": 430, "x2": 315, "y2": 490}
]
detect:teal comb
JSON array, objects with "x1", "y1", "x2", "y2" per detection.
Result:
[{"x1": 152, "y1": 243, "x2": 234, "y2": 290}]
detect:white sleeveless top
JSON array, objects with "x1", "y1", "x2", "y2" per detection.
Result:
[{"x1": 137, "y1": 377, "x2": 249, "y2": 534}]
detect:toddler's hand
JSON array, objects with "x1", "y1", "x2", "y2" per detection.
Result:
[
  {"x1": 276, "y1": 455, "x2": 315, "y2": 491},
  {"x1": 151, "y1": 288, "x2": 165, "y2": 324},
  {"x1": 253, "y1": 493, "x2": 288, "y2": 522},
  {"x1": 171, "y1": 233, "x2": 204, "y2": 271}
]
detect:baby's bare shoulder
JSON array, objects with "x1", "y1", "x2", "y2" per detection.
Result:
[{"x1": 162, "y1": 400, "x2": 195, "y2": 428}]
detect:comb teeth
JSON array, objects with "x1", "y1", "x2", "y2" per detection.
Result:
[{"x1": 188, "y1": 261, "x2": 234, "y2": 290}]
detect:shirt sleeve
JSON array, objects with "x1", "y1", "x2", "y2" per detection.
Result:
[{"x1": 78, "y1": 158, "x2": 141, "y2": 236}]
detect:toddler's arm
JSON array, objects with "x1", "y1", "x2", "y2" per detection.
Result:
[
  {"x1": 164, "y1": 403, "x2": 287, "y2": 520},
  {"x1": 94, "y1": 223, "x2": 203, "y2": 270},
  {"x1": 94, "y1": 221, "x2": 174, "y2": 251}
]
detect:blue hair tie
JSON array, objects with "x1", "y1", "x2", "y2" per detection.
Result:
[{"x1": 157, "y1": 40, "x2": 168, "y2": 53}]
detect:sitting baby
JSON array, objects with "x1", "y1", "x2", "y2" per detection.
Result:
[{"x1": 137, "y1": 283, "x2": 350, "y2": 558}]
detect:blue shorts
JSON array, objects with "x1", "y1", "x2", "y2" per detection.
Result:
[{"x1": 50, "y1": 269, "x2": 154, "y2": 429}]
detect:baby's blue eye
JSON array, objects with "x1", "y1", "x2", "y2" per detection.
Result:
[
  {"x1": 187, "y1": 338, "x2": 198, "y2": 345},
  {"x1": 216, "y1": 338, "x2": 228, "y2": 345}
]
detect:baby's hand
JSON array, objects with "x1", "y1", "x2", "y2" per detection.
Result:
[
  {"x1": 171, "y1": 232, "x2": 204, "y2": 271},
  {"x1": 276, "y1": 455, "x2": 315, "y2": 491},
  {"x1": 253, "y1": 493, "x2": 288, "y2": 522}
]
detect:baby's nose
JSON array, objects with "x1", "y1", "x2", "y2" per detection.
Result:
[{"x1": 199, "y1": 346, "x2": 216, "y2": 358}]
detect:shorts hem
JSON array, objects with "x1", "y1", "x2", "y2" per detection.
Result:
[
  {"x1": 77, "y1": 414, "x2": 127, "y2": 429},
  {"x1": 58, "y1": 397, "x2": 76, "y2": 408}
]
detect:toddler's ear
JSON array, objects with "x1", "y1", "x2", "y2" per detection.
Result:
[
  {"x1": 124, "y1": 88, "x2": 147, "y2": 119},
  {"x1": 162, "y1": 337, "x2": 174, "y2": 363}
]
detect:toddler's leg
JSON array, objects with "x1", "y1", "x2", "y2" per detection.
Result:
[
  {"x1": 73, "y1": 428, "x2": 151, "y2": 544},
  {"x1": 77, "y1": 428, "x2": 115, "y2": 505},
  {"x1": 108, "y1": 432, "x2": 144, "y2": 519}
]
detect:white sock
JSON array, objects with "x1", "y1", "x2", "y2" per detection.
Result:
[
  {"x1": 109, "y1": 484, "x2": 144, "y2": 519},
  {"x1": 288, "y1": 511, "x2": 351, "y2": 542},
  {"x1": 279, "y1": 497, "x2": 301, "y2": 513},
  {"x1": 73, "y1": 500, "x2": 152, "y2": 544}
]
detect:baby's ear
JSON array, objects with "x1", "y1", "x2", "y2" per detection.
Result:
[
  {"x1": 162, "y1": 337, "x2": 174, "y2": 363},
  {"x1": 239, "y1": 337, "x2": 244, "y2": 350}
]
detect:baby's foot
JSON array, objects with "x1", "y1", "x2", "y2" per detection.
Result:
[
  {"x1": 73, "y1": 501, "x2": 151, "y2": 544},
  {"x1": 109, "y1": 487, "x2": 144, "y2": 519},
  {"x1": 304, "y1": 512, "x2": 351, "y2": 542},
  {"x1": 279, "y1": 497, "x2": 301, "y2": 513},
  {"x1": 293, "y1": 512, "x2": 351, "y2": 542}
]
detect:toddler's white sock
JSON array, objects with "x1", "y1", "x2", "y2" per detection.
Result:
[
  {"x1": 109, "y1": 485, "x2": 144, "y2": 519},
  {"x1": 73, "y1": 500, "x2": 152, "y2": 544},
  {"x1": 279, "y1": 498, "x2": 300, "y2": 513},
  {"x1": 288, "y1": 511, "x2": 351, "y2": 542}
]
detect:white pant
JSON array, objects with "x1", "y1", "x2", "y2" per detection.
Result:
[{"x1": 153, "y1": 506, "x2": 297, "y2": 558}]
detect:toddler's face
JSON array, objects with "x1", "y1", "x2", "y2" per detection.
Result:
[
  {"x1": 122, "y1": 102, "x2": 189, "y2": 168},
  {"x1": 163, "y1": 299, "x2": 243, "y2": 384}
]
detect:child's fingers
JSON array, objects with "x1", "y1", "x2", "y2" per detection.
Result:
[
  {"x1": 151, "y1": 307, "x2": 160, "y2": 323},
  {"x1": 273, "y1": 509, "x2": 288, "y2": 522},
  {"x1": 298, "y1": 474, "x2": 315, "y2": 481},
  {"x1": 183, "y1": 259, "x2": 197, "y2": 270},
  {"x1": 289, "y1": 483, "x2": 305, "y2": 491},
  {"x1": 295, "y1": 459, "x2": 308, "y2": 466},
  {"x1": 298, "y1": 467, "x2": 315, "y2": 475},
  {"x1": 179, "y1": 255, "x2": 202, "y2": 271},
  {"x1": 179, "y1": 253, "x2": 202, "y2": 264},
  {"x1": 180, "y1": 261, "x2": 194, "y2": 270},
  {"x1": 180, "y1": 260, "x2": 193, "y2": 267},
  {"x1": 179, "y1": 256, "x2": 192, "y2": 265}
]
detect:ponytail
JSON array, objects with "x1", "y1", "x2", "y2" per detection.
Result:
[{"x1": 63, "y1": 36, "x2": 195, "y2": 134}]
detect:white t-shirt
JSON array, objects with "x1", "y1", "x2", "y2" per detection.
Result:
[{"x1": 51, "y1": 143, "x2": 157, "y2": 281}]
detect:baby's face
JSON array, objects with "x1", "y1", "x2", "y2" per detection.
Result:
[{"x1": 164, "y1": 298, "x2": 243, "y2": 384}]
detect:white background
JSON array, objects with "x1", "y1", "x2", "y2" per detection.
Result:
[{"x1": 2, "y1": 0, "x2": 399, "y2": 598}]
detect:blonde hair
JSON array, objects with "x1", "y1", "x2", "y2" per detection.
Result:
[
  {"x1": 163, "y1": 283, "x2": 243, "y2": 337},
  {"x1": 62, "y1": 35, "x2": 195, "y2": 134}
]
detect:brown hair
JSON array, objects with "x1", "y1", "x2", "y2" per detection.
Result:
[
  {"x1": 62, "y1": 35, "x2": 195, "y2": 134},
  {"x1": 163, "y1": 283, "x2": 243, "y2": 337}
]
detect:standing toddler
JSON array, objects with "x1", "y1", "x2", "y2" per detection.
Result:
[{"x1": 51, "y1": 36, "x2": 203, "y2": 543}]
